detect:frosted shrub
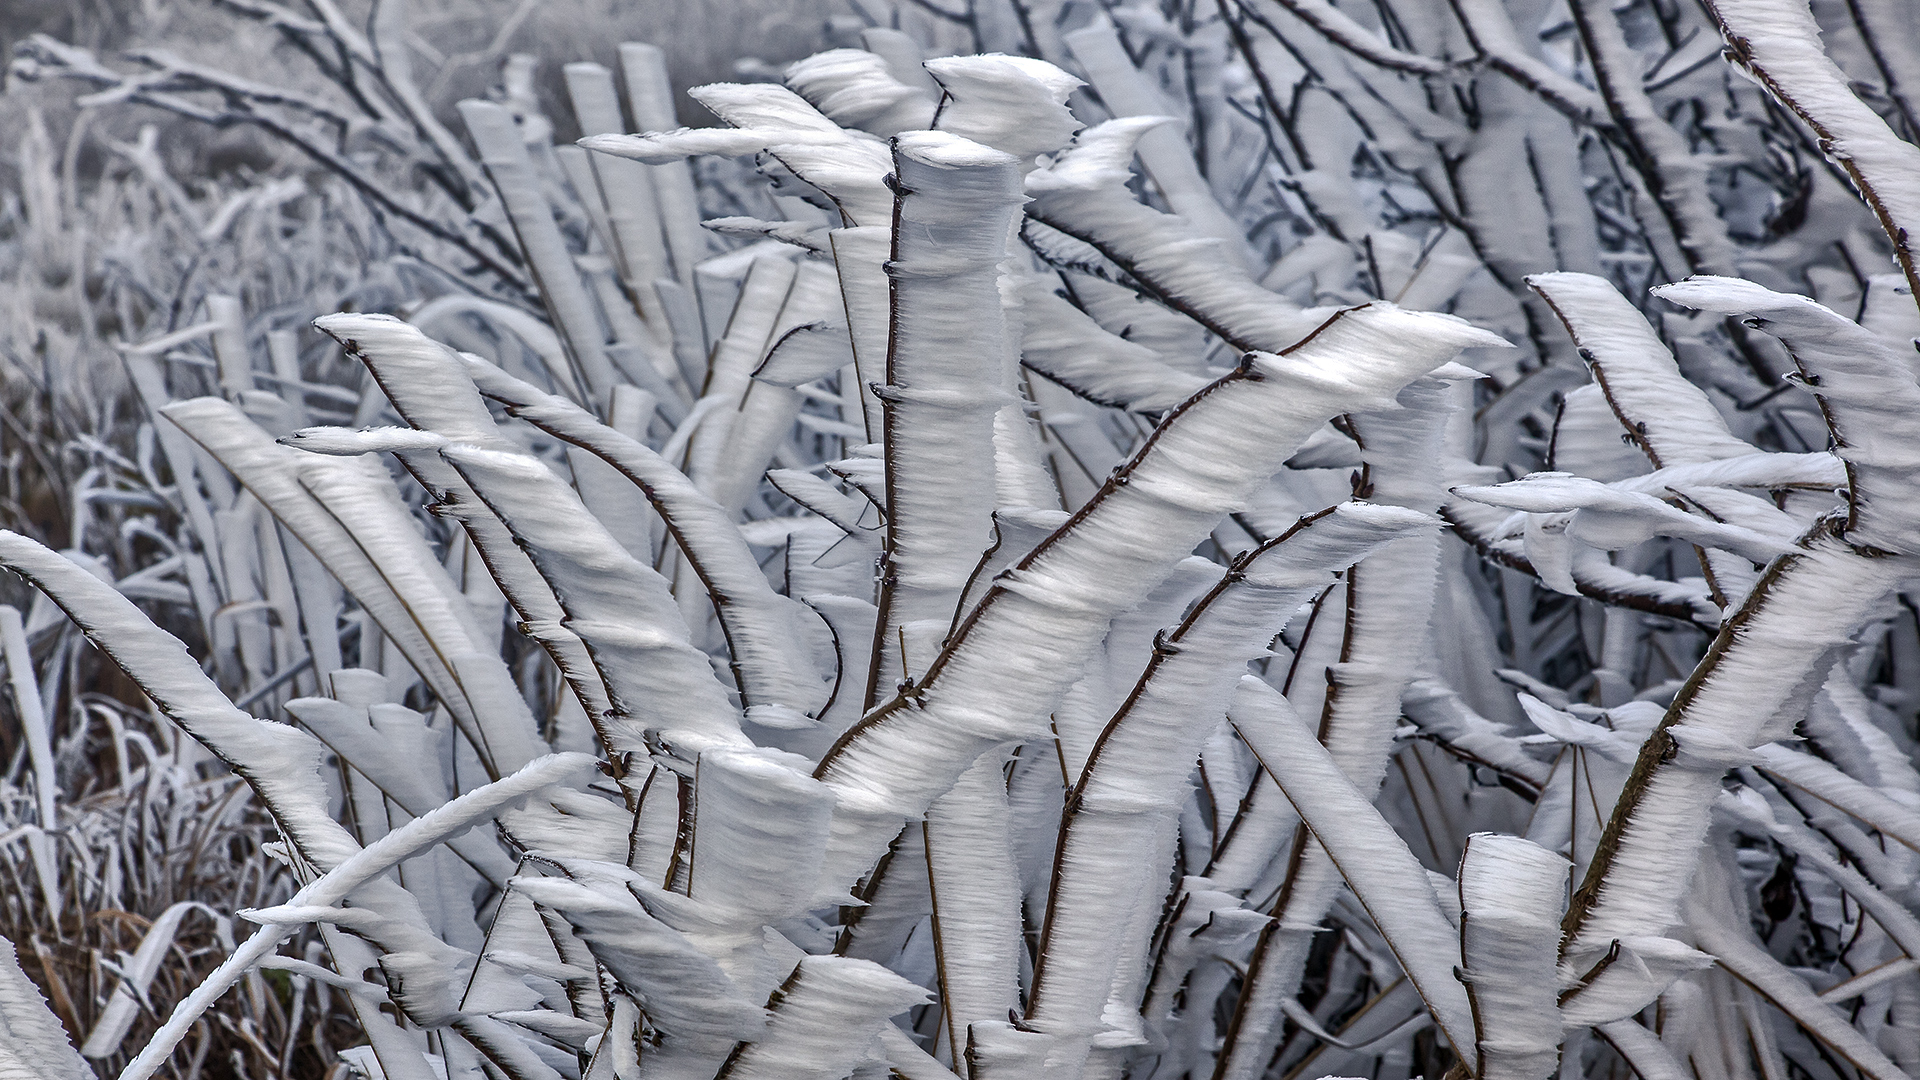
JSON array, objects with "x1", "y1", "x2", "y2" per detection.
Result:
[{"x1": 6, "y1": 1, "x2": 1920, "y2": 1079}]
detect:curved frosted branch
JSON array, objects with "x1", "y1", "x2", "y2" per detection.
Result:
[
  {"x1": 814, "y1": 302, "x2": 1504, "y2": 899},
  {"x1": 1026, "y1": 503, "x2": 1436, "y2": 1074},
  {"x1": 461, "y1": 354, "x2": 833, "y2": 723},
  {"x1": 1227, "y1": 677, "x2": 1475, "y2": 1054},
  {"x1": 0, "y1": 531, "x2": 359, "y2": 874},
  {"x1": 1705, "y1": 0, "x2": 1920, "y2": 296},
  {"x1": 1025, "y1": 118, "x2": 1331, "y2": 353}
]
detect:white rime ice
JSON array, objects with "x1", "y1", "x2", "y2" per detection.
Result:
[
  {"x1": 1027, "y1": 503, "x2": 1437, "y2": 1074},
  {"x1": 1025, "y1": 118, "x2": 1332, "y2": 352},
  {"x1": 1706, "y1": 0, "x2": 1920, "y2": 288},
  {"x1": 0, "y1": 531, "x2": 363, "y2": 869},
  {"x1": 871, "y1": 130, "x2": 1025, "y2": 694},
  {"x1": 816, "y1": 303, "x2": 1504, "y2": 910},
  {"x1": 462, "y1": 354, "x2": 834, "y2": 726},
  {"x1": 1457, "y1": 834, "x2": 1569, "y2": 1080},
  {"x1": 0, "y1": 938, "x2": 90, "y2": 1080},
  {"x1": 1528, "y1": 274, "x2": 1753, "y2": 468},
  {"x1": 1556, "y1": 274, "x2": 1920, "y2": 1000},
  {"x1": 721, "y1": 955, "x2": 929, "y2": 1080},
  {"x1": 1214, "y1": 374, "x2": 1464, "y2": 1080},
  {"x1": 440, "y1": 445, "x2": 750, "y2": 757},
  {"x1": 1017, "y1": 278, "x2": 1210, "y2": 412},
  {"x1": 31, "y1": 28, "x2": 1920, "y2": 1080},
  {"x1": 1228, "y1": 678, "x2": 1476, "y2": 1055},
  {"x1": 783, "y1": 49, "x2": 937, "y2": 138}
]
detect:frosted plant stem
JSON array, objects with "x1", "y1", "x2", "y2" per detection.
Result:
[
  {"x1": 1026, "y1": 503, "x2": 1434, "y2": 1077},
  {"x1": 1214, "y1": 377, "x2": 1455, "y2": 1080},
  {"x1": 118, "y1": 753, "x2": 595, "y2": 1080},
  {"x1": 866, "y1": 131, "x2": 1025, "y2": 706},
  {"x1": 1705, "y1": 0, "x2": 1920, "y2": 297},
  {"x1": 1566, "y1": 0, "x2": 1739, "y2": 277},
  {"x1": 814, "y1": 302, "x2": 1502, "y2": 927}
]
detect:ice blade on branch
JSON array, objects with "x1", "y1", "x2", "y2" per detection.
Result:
[
  {"x1": 868, "y1": 129, "x2": 1027, "y2": 701},
  {"x1": 814, "y1": 301, "x2": 1506, "y2": 913},
  {"x1": 1704, "y1": 0, "x2": 1920, "y2": 294},
  {"x1": 0, "y1": 938, "x2": 91, "y2": 1080},
  {"x1": 720, "y1": 955, "x2": 931, "y2": 1080},
  {"x1": 1451, "y1": 473, "x2": 1792, "y2": 564},
  {"x1": 0, "y1": 530, "x2": 361, "y2": 869},
  {"x1": 1016, "y1": 278, "x2": 1210, "y2": 413},
  {"x1": 687, "y1": 747, "x2": 837, "y2": 917},
  {"x1": 1528, "y1": 273, "x2": 1752, "y2": 469},
  {"x1": 121, "y1": 752, "x2": 597, "y2": 1080},
  {"x1": 1024, "y1": 117, "x2": 1332, "y2": 354},
  {"x1": 165, "y1": 398, "x2": 548, "y2": 778},
  {"x1": 583, "y1": 82, "x2": 896, "y2": 227},
  {"x1": 458, "y1": 353, "x2": 835, "y2": 725},
  {"x1": 1027, "y1": 502, "x2": 1437, "y2": 1072},
  {"x1": 1562, "y1": 542, "x2": 1907, "y2": 969},
  {"x1": 459, "y1": 99, "x2": 618, "y2": 405},
  {"x1": 512, "y1": 862, "x2": 766, "y2": 1072},
  {"x1": 1654, "y1": 277, "x2": 1920, "y2": 554},
  {"x1": 1457, "y1": 834, "x2": 1568, "y2": 1080},
  {"x1": 923, "y1": 54, "x2": 1082, "y2": 163},
  {"x1": 782, "y1": 48, "x2": 937, "y2": 138},
  {"x1": 1215, "y1": 373, "x2": 1463, "y2": 1080},
  {"x1": 1227, "y1": 677, "x2": 1475, "y2": 1055},
  {"x1": 439, "y1": 445, "x2": 749, "y2": 756}
]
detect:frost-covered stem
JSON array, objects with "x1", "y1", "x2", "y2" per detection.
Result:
[
  {"x1": 1567, "y1": 0, "x2": 1739, "y2": 277},
  {"x1": 0, "y1": 530, "x2": 361, "y2": 870},
  {"x1": 1842, "y1": 0, "x2": 1920, "y2": 142},
  {"x1": 1442, "y1": 502, "x2": 1720, "y2": 630},
  {"x1": 1529, "y1": 272, "x2": 1756, "y2": 597},
  {"x1": 814, "y1": 302, "x2": 1502, "y2": 911},
  {"x1": 563, "y1": 62, "x2": 672, "y2": 332},
  {"x1": 119, "y1": 753, "x2": 596, "y2": 1080},
  {"x1": 0, "y1": 608, "x2": 57, "y2": 847},
  {"x1": 1457, "y1": 834, "x2": 1568, "y2": 1080},
  {"x1": 684, "y1": 255, "x2": 796, "y2": 508},
  {"x1": 306, "y1": 314, "x2": 633, "y2": 738},
  {"x1": 0, "y1": 939, "x2": 90, "y2": 1080},
  {"x1": 443, "y1": 445, "x2": 750, "y2": 756},
  {"x1": 870, "y1": 133, "x2": 1030, "y2": 1070},
  {"x1": 1560, "y1": 539, "x2": 1905, "y2": 954},
  {"x1": 923, "y1": 755, "x2": 1025, "y2": 1073},
  {"x1": 1026, "y1": 504, "x2": 1434, "y2": 1078},
  {"x1": 1686, "y1": 856, "x2": 1910, "y2": 1080},
  {"x1": 1024, "y1": 119, "x2": 1324, "y2": 354},
  {"x1": 168, "y1": 399, "x2": 547, "y2": 778},
  {"x1": 1228, "y1": 678, "x2": 1476, "y2": 1054},
  {"x1": 366, "y1": 0, "x2": 487, "y2": 206},
  {"x1": 462, "y1": 355, "x2": 830, "y2": 722},
  {"x1": 716, "y1": 955, "x2": 927, "y2": 1080},
  {"x1": 1446, "y1": 0, "x2": 1613, "y2": 129},
  {"x1": 1060, "y1": 22, "x2": 1260, "y2": 269},
  {"x1": 827, "y1": 226, "x2": 892, "y2": 441},
  {"x1": 1567, "y1": 275, "x2": 1920, "y2": 953},
  {"x1": 1436, "y1": 99, "x2": 1572, "y2": 365},
  {"x1": 284, "y1": 426, "x2": 629, "y2": 770},
  {"x1": 1705, "y1": 0, "x2": 1920, "y2": 299},
  {"x1": 619, "y1": 43, "x2": 707, "y2": 286},
  {"x1": 1215, "y1": 0, "x2": 1314, "y2": 172},
  {"x1": 1255, "y1": 0, "x2": 1451, "y2": 74},
  {"x1": 459, "y1": 99, "x2": 618, "y2": 404},
  {"x1": 1528, "y1": 274, "x2": 1752, "y2": 470},
  {"x1": 1216, "y1": 378, "x2": 1454, "y2": 1080},
  {"x1": 867, "y1": 132, "x2": 1026, "y2": 705}
]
